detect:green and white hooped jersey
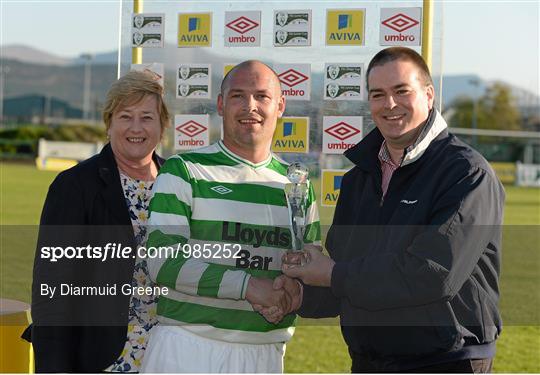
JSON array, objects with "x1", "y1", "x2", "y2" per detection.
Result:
[{"x1": 147, "y1": 141, "x2": 321, "y2": 344}]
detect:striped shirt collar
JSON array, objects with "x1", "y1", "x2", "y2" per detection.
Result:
[
  {"x1": 378, "y1": 140, "x2": 401, "y2": 168},
  {"x1": 217, "y1": 140, "x2": 273, "y2": 169}
]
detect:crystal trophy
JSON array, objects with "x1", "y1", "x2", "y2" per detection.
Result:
[{"x1": 284, "y1": 162, "x2": 310, "y2": 266}]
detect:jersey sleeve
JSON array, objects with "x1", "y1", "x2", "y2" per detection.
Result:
[{"x1": 147, "y1": 155, "x2": 250, "y2": 301}]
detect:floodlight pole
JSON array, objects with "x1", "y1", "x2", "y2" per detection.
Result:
[
  {"x1": 81, "y1": 53, "x2": 93, "y2": 121},
  {"x1": 132, "y1": 0, "x2": 143, "y2": 64},
  {"x1": 421, "y1": 0, "x2": 433, "y2": 71}
]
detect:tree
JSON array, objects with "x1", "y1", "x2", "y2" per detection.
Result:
[
  {"x1": 448, "y1": 82, "x2": 522, "y2": 131},
  {"x1": 481, "y1": 83, "x2": 521, "y2": 131}
]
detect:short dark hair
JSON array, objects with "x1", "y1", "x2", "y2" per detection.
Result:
[
  {"x1": 220, "y1": 60, "x2": 281, "y2": 94},
  {"x1": 366, "y1": 47, "x2": 433, "y2": 90}
]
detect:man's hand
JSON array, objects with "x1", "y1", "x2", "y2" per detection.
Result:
[
  {"x1": 253, "y1": 275, "x2": 303, "y2": 323},
  {"x1": 282, "y1": 246, "x2": 335, "y2": 287},
  {"x1": 274, "y1": 275, "x2": 303, "y2": 312},
  {"x1": 245, "y1": 277, "x2": 291, "y2": 318}
]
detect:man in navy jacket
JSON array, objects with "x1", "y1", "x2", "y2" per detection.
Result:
[{"x1": 276, "y1": 47, "x2": 505, "y2": 372}]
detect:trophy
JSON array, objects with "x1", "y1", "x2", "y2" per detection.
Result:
[{"x1": 284, "y1": 162, "x2": 310, "y2": 266}]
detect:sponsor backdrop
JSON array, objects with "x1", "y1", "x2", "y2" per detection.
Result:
[
  {"x1": 322, "y1": 116, "x2": 363, "y2": 154},
  {"x1": 225, "y1": 11, "x2": 262, "y2": 47},
  {"x1": 272, "y1": 117, "x2": 310, "y2": 153},
  {"x1": 119, "y1": 1, "x2": 441, "y2": 206},
  {"x1": 321, "y1": 170, "x2": 347, "y2": 207},
  {"x1": 174, "y1": 114, "x2": 210, "y2": 150},
  {"x1": 132, "y1": 13, "x2": 165, "y2": 48},
  {"x1": 275, "y1": 64, "x2": 311, "y2": 101}
]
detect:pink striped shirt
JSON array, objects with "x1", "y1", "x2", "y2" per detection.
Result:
[{"x1": 378, "y1": 140, "x2": 402, "y2": 198}]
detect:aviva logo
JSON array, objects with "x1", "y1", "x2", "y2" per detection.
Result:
[
  {"x1": 178, "y1": 13, "x2": 212, "y2": 47},
  {"x1": 283, "y1": 122, "x2": 296, "y2": 137},
  {"x1": 321, "y1": 169, "x2": 347, "y2": 207},
  {"x1": 326, "y1": 9, "x2": 365, "y2": 46},
  {"x1": 188, "y1": 17, "x2": 201, "y2": 32},
  {"x1": 334, "y1": 175, "x2": 343, "y2": 190},
  {"x1": 338, "y1": 14, "x2": 352, "y2": 29},
  {"x1": 272, "y1": 117, "x2": 309, "y2": 153}
]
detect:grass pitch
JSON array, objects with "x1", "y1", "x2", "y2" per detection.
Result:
[{"x1": 0, "y1": 162, "x2": 538, "y2": 372}]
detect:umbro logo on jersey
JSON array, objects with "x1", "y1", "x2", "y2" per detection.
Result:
[
  {"x1": 211, "y1": 185, "x2": 233, "y2": 195},
  {"x1": 400, "y1": 199, "x2": 418, "y2": 204}
]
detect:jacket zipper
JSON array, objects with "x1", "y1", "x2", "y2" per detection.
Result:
[{"x1": 375, "y1": 164, "x2": 385, "y2": 208}]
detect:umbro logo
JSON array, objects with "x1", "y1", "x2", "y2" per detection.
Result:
[
  {"x1": 226, "y1": 16, "x2": 259, "y2": 34},
  {"x1": 211, "y1": 185, "x2": 233, "y2": 195},
  {"x1": 400, "y1": 199, "x2": 418, "y2": 205},
  {"x1": 382, "y1": 13, "x2": 419, "y2": 33},
  {"x1": 176, "y1": 120, "x2": 207, "y2": 138},
  {"x1": 324, "y1": 121, "x2": 361, "y2": 141},
  {"x1": 278, "y1": 69, "x2": 309, "y2": 88}
]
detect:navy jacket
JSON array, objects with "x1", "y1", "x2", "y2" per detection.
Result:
[{"x1": 300, "y1": 111, "x2": 505, "y2": 371}]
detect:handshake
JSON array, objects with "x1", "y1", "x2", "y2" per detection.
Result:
[
  {"x1": 246, "y1": 245, "x2": 336, "y2": 323},
  {"x1": 246, "y1": 274, "x2": 302, "y2": 324}
]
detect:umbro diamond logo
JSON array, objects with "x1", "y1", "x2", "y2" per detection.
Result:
[
  {"x1": 278, "y1": 69, "x2": 309, "y2": 88},
  {"x1": 176, "y1": 120, "x2": 207, "y2": 138},
  {"x1": 382, "y1": 13, "x2": 419, "y2": 33},
  {"x1": 211, "y1": 185, "x2": 233, "y2": 195},
  {"x1": 226, "y1": 16, "x2": 259, "y2": 34},
  {"x1": 324, "y1": 121, "x2": 361, "y2": 141}
]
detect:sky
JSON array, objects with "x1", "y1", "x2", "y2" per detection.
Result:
[{"x1": 1, "y1": 0, "x2": 539, "y2": 96}]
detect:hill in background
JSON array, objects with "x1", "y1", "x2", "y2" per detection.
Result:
[{"x1": 1, "y1": 44, "x2": 538, "y2": 114}]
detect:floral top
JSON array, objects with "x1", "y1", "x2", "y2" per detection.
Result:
[{"x1": 105, "y1": 171, "x2": 158, "y2": 373}]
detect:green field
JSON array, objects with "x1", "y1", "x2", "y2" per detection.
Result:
[{"x1": 1, "y1": 162, "x2": 538, "y2": 372}]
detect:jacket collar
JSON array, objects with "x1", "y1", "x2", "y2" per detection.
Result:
[
  {"x1": 96, "y1": 143, "x2": 164, "y2": 225},
  {"x1": 97, "y1": 143, "x2": 165, "y2": 185},
  {"x1": 345, "y1": 109, "x2": 448, "y2": 170},
  {"x1": 97, "y1": 143, "x2": 120, "y2": 186},
  {"x1": 401, "y1": 109, "x2": 447, "y2": 166}
]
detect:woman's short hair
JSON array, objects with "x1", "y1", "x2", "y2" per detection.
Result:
[{"x1": 102, "y1": 70, "x2": 170, "y2": 134}]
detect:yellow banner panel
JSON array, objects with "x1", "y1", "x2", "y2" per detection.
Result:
[
  {"x1": 223, "y1": 64, "x2": 236, "y2": 77},
  {"x1": 272, "y1": 117, "x2": 309, "y2": 153},
  {"x1": 178, "y1": 13, "x2": 212, "y2": 47},
  {"x1": 326, "y1": 9, "x2": 365, "y2": 46},
  {"x1": 321, "y1": 169, "x2": 347, "y2": 207},
  {"x1": 491, "y1": 162, "x2": 516, "y2": 185},
  {"x1": 35, "y1": 157, "x2": 78, "y2": 172}
]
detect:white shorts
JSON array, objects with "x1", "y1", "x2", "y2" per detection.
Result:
[{"x1": 140, "y1": 325, "x2": 285, "y2": 373}]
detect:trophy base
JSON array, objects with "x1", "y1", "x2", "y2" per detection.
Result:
[{"x1": 283, "y1": 250, "x2": 309, "y2": 267}]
